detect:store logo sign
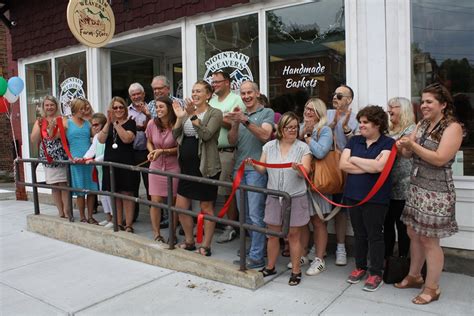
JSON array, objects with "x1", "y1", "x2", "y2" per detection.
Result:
[
  {"x1": 59, "y1": 77, "x2": 86, "y2": 116},
  {"x1": 67, "y1": 0, "x2": 115, "y2": 48},
  {"x1": 282, "y1": 62, "x2": 326, "y2": 89},
  {"x1": 204, "y1": 51, "x2": 254, "y2": 91}
]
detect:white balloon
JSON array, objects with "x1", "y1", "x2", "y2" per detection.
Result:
[{"x1": 4, "y1": 88, "x2": 19, "y2": 103}]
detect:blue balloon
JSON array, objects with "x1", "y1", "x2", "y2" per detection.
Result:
[{"x1": 8, "y1": 77, "x2": 25, "y2": 96}]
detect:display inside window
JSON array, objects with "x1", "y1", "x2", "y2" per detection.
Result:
[
  {"x1": 411, "y1": 0, "x2": 474, "y2": 176},
  {"x1": 25, "y1": 60, "x2": 52, "y2": 158},
  {"x1": 55, "y1": 52, "x2": 87, "y2": 116},
  {"x1": 267, "y1": 1, "x2": 346, "y2": 116},
  {"x1": 196, "y1": 14, "x2": 259, "y2": 92}
]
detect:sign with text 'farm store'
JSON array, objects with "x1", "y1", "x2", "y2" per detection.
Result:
[{"x1": 67, "y1": 0, "x2": 115, "y2": 48}]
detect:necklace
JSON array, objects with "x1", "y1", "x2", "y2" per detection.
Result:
[{"x1": 112, "y1": 126, "x2": 118, "y2": 149}]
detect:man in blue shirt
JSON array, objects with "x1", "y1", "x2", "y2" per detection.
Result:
[{"x1": 227, "y1": 81, "x2": 274, "y2": 269}]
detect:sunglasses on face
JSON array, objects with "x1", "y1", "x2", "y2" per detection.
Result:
[
  {"x1": 284, "y1": 126, "x2": 298, "y2": 131},
  {"x1": 91, "y1": 123, "x2": 101, "y2": 127},
  {"x1": 332, "y1": 92, "x2": 350, "y2": 100},
  {"x1": 112, "y1": 106, "x2": 125, "y2": 110}
]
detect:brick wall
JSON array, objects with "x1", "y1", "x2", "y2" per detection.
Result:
[{"x1": 10, "y1": 0, "x2": 249, "y2": 60}]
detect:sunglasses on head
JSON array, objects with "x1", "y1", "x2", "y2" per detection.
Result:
[{"x1": 332, "y1": 92, "x2": 350, "y2": 100}]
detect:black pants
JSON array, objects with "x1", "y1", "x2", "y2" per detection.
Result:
[
  {"x1": 348, "y1": 199, "x2": 388, "y2": 277},
  {"x1": 384, "y1": 199, "x2": 409, "y2": 258},
  {"x1": 133, "y1": 150, "x2": 150, "y2": 221}
]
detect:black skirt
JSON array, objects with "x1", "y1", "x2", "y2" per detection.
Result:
[{"x1": 177, "y1": 136, "x2": 219, "y2": 201}]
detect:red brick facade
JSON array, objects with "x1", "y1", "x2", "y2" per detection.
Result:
[{"x1": 10, "y1": 0, "x2": 249, "y2": 60}]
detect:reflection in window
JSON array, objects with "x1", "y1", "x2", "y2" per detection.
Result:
[
  {"x1": 267, "y1": 1, "x2": 345, "y2": 117},
  {"x1": 55, "y1": 52, "x2": 87, "y2": 116},
  {"x1": 411, "y1": 0, "x2": 474, "y2": 176},
  {"x1": 196, "y1": 14, "x2": 259, "y2": 92},
  {"x1": 25, "y1": 61, "x2": 52, "y2": 158}
]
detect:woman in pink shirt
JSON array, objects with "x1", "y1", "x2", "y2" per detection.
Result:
[{"x1": 146, "y1": 96, "x2": 180, "y2": 242}]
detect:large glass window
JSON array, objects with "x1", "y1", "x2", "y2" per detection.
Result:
[
  {"x1": 267, "y1": 1, "x2": 345, "y2": 116},
  {"x1": 55, "y1": 52, "x2": 87, "y2": 116},
  {"x1": 25, "y1": 60, "x2": 52, "y2": 158},
  {"x1": 196, "y1": 14, "x2": 259, "y2": 91},
  {"x1": 411, "y1": 0, "x2": 474, "y2": 176}
]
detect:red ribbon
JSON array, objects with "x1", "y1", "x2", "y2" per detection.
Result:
[
  {"x1": 195, "y1": 144, "x2": 397, "y2": 244},
  {"x1": 56, "y1": 117, "x2": 73, "y2": 160}
]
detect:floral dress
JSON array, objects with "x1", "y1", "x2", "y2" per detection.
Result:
[{"x1": 401, "y1": 119, "x2": 458, "y2": 238}]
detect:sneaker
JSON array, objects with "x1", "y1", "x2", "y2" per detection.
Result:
[
  {"x1": 98, "y1": 220, "x2": 109, "y2": 226},
  {"x1": 233, "y1": 258, "x2": 265, "y2": 269},
  {"x1": 335, "y1": 249, "x2": 347, "y2": 266},
  {"x1": 216, "y1": 226, "x2": 237, "y2": 243},
  {"x1": 306, "y1": 257, "x2": 326, "y2": 276},
  {"x1": 347, "y1": 268, "x2": 367, "y2": 284},
  {"x1": 363, "y1": 274, "x2": 384, "y2": 292},
  {"x1": 287, "y1": 256, "x2": 310, "y2": 269},
  {"x1": 104, "y1": 221, "x2": 114, "y2": 229}
]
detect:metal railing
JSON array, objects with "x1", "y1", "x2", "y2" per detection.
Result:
[{"x1": 15, "y1": 158, "x2": 292, "y2": 271}]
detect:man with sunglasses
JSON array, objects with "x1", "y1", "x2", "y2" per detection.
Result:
[
  {"x1": 327, "y1": 84, "x2": 359, "y2": 266},
  {"x1": 209, "y1": 71, "x2": 245, "y2": 243}
]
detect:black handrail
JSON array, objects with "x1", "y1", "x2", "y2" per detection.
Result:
[{"x1": 15, "y1": 158, "x2": 292, "y2": 271}]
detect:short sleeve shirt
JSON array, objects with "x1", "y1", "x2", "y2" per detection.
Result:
[
  {"x1": 343, "y1": 134, "x2": 395, "y2": 204},
  {"x1": 263, "y1": 139, "x2": 311, "y2": 196},
  {"x1": 234, "y1": 106, "x2": 275, "y2": 171},
  {"x1": 209, "y1": 92, "x2": 245, "y2": 148}
]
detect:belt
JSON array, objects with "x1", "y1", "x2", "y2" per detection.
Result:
[{"x1": 218, "y1": 147, "x2": 235, "y2": 153}]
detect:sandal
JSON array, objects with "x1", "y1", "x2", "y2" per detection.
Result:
[
  {"x1": 281, "y1": 240, "x2": 290, "y2": 257},
  {"x1": 259, "y1": 267, "x2": 277, "y2": 277},
  {"x1": 118, "y1": 225, "x2": 125, "y2": 231},
  {"x1": 412, "y1": 286, "x2": 441, "y2": 305},
  {"x1": 196, "y1": 246, "x2": 212, "y2": 257},
  {"x1": 394, "y1": 274, "x2": 424, "y2": 289},
  {"x1": 288, "y1": 272, "x2": 302, "y2": 286},
  {"x1": 154, "y1": 235, "x2": 165, "y2": 243},
  {"x1": 59, "y1": 215, "x2": 66, "y2": 219},
  {"x1": 125, "y1": 226, "x2": 134, "y2": 233},
  {"x1": 80, "y1": 218, "x2": 88, "y2": 223},
  {"x1": 88, "y1": 218, "x2": 99, "y2": 225},
  {"x1": 178, "y1": 242, "x2": 196, "y2": 251}
]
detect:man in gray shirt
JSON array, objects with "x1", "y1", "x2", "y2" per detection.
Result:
[
  {"x1": 326, "y1": 84, "x2": 359, "y2": 266},
  {"x1": 227, "y1": 81, "x2": 274, "y2": 269}
]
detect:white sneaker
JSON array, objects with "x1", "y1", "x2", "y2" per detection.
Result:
[
  {"x1": 98, "y1": 220, "x2": 109, "y2": 226},
  {"x1": 287, "y1": 256, "x2": 310, "y2": 269},
  {"x1": 306, "y1": 257, "x2": 326, "y2": 276},
  {"x1": 335, "y1": 249, "x2": 347, "y2": 266},
  {"x1": 104, "y1": 221, "x2": 114, "y2": 229},
  {"x1": 216, "y1": 226, "x2": 237, "y2": 243}
]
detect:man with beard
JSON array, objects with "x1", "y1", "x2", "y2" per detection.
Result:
[{"x1": 326, "y1": 84, "x2": 359, "y2": 266}]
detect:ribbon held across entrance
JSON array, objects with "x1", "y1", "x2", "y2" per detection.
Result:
[{"x1": 196, "y1": 144, "x2": 398, "y2": 243}]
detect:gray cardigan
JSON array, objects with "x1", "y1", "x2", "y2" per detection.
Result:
[{"x1": 172, "y1": 106, "x2": 223, "y2": 178}]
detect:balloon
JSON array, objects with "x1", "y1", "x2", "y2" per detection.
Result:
[
  {"x1": 0, "y1": 77, "x2": 7, "y2": 96},
  {"x1": 4, "y1": 88, "x2": 19, "y2": 103},
  {"x1": 0, "y1": 96, "x2": 7, "y2": 113},
  {"x1": 7, "y1": 76, "x2": 25, "y2": 96}
]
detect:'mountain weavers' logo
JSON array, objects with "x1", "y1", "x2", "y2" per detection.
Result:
[
  {"x1": 204, "y1": 51, "x2": 254, "y2": 92},
  {"x1": 59, "y1": 77, "x2": 86, "y2": 117}
]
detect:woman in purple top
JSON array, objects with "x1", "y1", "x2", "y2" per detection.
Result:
[{"x1": 146, "y1": 96, "x2": 180, "y2": 242}]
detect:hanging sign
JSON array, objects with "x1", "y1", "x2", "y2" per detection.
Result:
[
  {"x1": 67, "y1": 0, "x2": 115, "y2": 48},
  {"x1": 203, "y1": 51, "x2": 254, "y2": 92}
]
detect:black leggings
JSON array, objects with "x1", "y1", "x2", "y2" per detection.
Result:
[{"x1": 384, "y1": 199, "x2": 410, "y2": 258}]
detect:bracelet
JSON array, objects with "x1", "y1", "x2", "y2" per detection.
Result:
[{"x1": 343, "y1": 129, "x2": 352, "y2": 135}]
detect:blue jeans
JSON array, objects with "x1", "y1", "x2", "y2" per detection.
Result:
[{"x1": 234, "y1": 169, "x2": 267, "y2": 262}]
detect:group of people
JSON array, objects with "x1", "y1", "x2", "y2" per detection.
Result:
[{"x1": 31, "y1": 72, "x2": 462, "y2": 303}]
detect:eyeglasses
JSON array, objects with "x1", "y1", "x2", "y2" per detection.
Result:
[
  {"x1": 153, "y1": 86, "x2": 167, "y2": 90},
  {"x1": 332, "y1": 92, "x2": 350, "y2": 100},
  {"x1": 211, "y1": 79, "x2": 226, "y2": 85},
  {"x1": 91, "y1": 123, "x2": 101, "y2": 127},
  {"x1": 304, "y1": 106, "x2": 315, "y2": 113},
  {"x1": 284, "y1": 126, "x2": 298, "y2": 132},
  {"x1": 112, "y1": 106, "x2": 125, "y2": 110}
]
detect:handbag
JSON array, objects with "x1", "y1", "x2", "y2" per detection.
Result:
[
  {"x1": 311, "y1": 128, "x2": 345, "y2": 195},
  {"x1": 383, "y1": 256, "x2": 427, "y2": 284}
]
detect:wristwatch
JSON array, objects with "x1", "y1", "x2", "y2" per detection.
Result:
[
  {"x1": 243, "y1": 119, "x2": 250, "y2": 126},
  {"x1": 190, "y1": 115, "x2": 198, "y2": 121},
  {"x1": 304, "y1": 133, "x2": 312, "y2": 138}
]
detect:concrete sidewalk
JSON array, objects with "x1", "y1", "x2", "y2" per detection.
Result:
[{"x1": 1, "y1": 200, "x2": 473, "y2": 315}]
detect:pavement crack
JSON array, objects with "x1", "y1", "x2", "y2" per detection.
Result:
[{"x1": 317, "y1": 283, "x2": 351, "y2": 315}]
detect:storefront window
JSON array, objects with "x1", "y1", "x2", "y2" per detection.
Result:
[
  {"x1": 25, "y1": 60, "x2": 52, "y2": 158},
  {"x1": 267, "y1": 1, "x2": 345, "y2": 116},
  {"x1": 55, "y1": 52, "x2": 87, "y2": 116},
  {"x1": 196, "y1": 14, "x2": 259, "y2": 91},
  {"x1": 411, "y1": 0, "x2": 474, "y2": 176}
]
